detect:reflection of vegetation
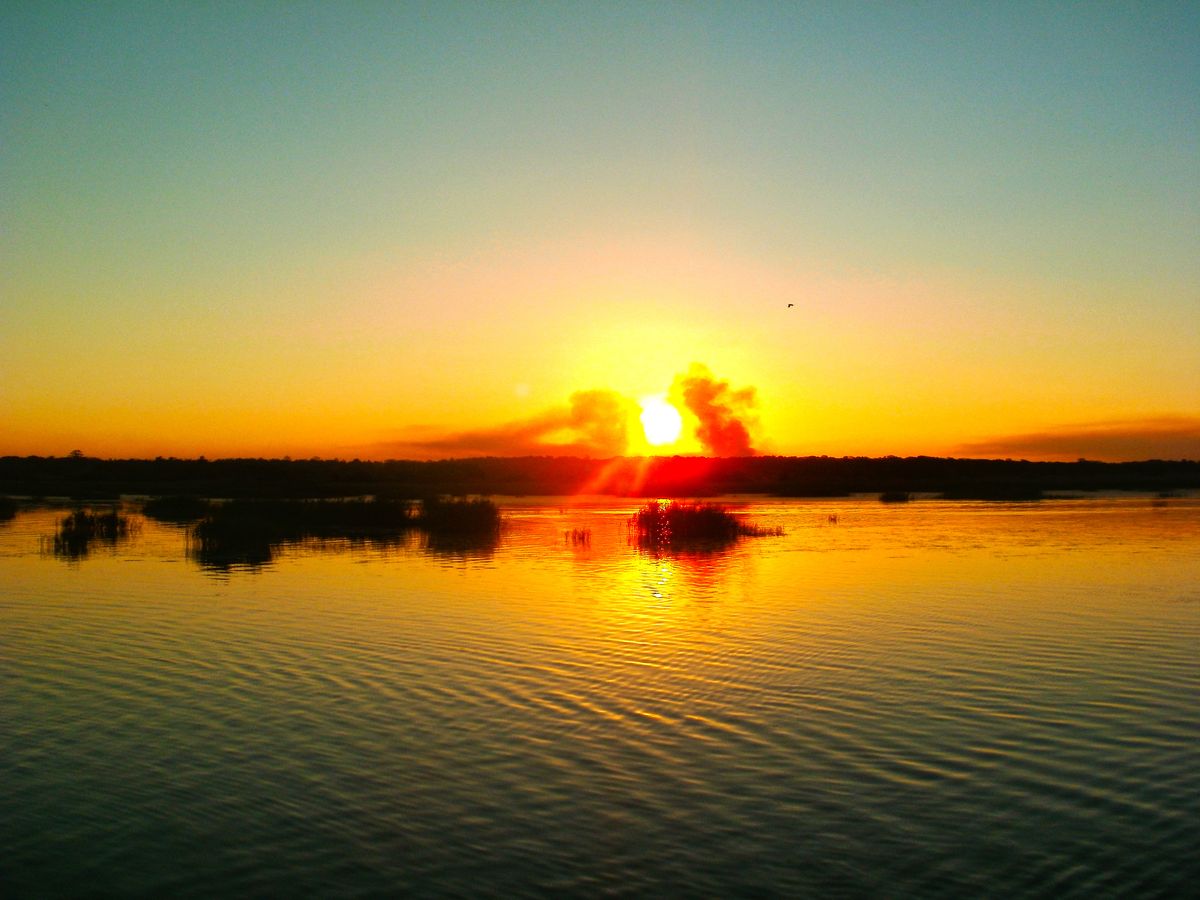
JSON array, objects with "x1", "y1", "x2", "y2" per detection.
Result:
[
  {"x1": 418, "y1": 497, "x2": 502, "y2": 558},
  {"x1": 189, "y1": 497, "x2": 501, "y2": 571},
  {"x1": 417, "y1": 496, "x2": 502, "y2": 536},
  {"x1": 940, "y1": 484, "x2": 1044, "y2": 501},
  {"x1": 142, "y1": 496, "x2": 213, "y2": 523},
  {"x1": 421, "y1": 530, "x2": 501, "y2": 558},
  {"x1": 52, "y1": 508, "x2": 134, "y2": 559},
  {"x1": 190, "y1": 498, "x2": 411, "y2": 570},
  {"x1": 565, "y1": 528, "x2": 591, "y2": 546},
  {"x1": 630, "y1": 501, "x2": 782, "y2": 551},
  {"x1": 0, "y1": 498, "x2": 17, "y2": 521},
  {"x1": 880, "y1": 491, "x2": 911, "y2": 503}
]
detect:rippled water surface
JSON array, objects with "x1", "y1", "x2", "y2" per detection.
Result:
[{"x1": 2, "y1": 497, "x2": 1198, "y2": 897}]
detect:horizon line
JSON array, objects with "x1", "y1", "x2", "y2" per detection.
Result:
[{"x1": 5, "y1": 452, "x2": 1199, "y2": 465}]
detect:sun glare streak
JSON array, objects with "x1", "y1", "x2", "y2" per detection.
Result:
[
  {"x1": 576, "y1": 456, "x2": 648, "y2": 496},
  {"x1": 640, "y1": 396, "x2": 683, "y2": 446}
]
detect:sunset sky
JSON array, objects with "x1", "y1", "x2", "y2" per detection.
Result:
[{"x1": 3, "y1": 2, "x2": 1197, "y2": 461}]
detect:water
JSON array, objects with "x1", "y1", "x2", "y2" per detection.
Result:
[{"x1": 2, "y1": 497, "x2": 1198, "y2": 897}]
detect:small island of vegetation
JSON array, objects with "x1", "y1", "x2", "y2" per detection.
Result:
[
  {"x1": 630, "y1": 500, "x2": 783, "y2": 551},
  {"x1": 188, "y1": 496, "x2": 501, "y2": 569},
  {"x1": 51, "y1": 507, "x2": 135, "y2": 559}
]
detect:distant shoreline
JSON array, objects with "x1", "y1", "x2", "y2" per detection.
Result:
[{"x1": 2, "y1": 454, "x2": 1198, "y2": 501}]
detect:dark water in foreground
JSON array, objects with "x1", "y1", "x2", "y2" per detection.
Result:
[{"x1": 2, "y1": 497, "x2": 1198, "y2": 898}]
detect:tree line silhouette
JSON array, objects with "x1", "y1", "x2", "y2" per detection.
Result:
[{"x1": 2, "y1": 453, "x2": 1197, "y2": 500}]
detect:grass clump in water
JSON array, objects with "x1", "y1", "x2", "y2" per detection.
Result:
[
  {"x1": 630, "y1": 501, "x2": 782, "y2": 550},
  {"x1": 53, "y1": 507, "x2": 134, "y2": 558},
  {"x1": 189, "y1": 496, "x2": 500, "y2": 569}
]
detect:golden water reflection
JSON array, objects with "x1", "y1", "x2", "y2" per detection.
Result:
[
  {"x1": 2, "y1": 497, "x2": 1197, "y2": 898},
  {"x1": 12, "y1": 497, "x2": 1200, "y2": 656}
]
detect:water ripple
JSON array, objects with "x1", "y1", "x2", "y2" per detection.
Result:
[{"x1": 1, "y1": 500, "x2": 1197, "y2": 897}]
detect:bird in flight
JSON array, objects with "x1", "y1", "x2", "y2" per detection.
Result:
[{"x1": 787, "y1": 303, "x2": 794, "y2": 307}]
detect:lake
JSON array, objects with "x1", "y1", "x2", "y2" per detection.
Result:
[{"x1": 2, "y1": 496, "x2": 1197, "y2": 898}]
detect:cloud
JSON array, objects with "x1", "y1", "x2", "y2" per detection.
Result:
[
  {"x1": 377, "y1": 389, "x2": 635, "y2": 459},
  {"x1": 954, "y1": 416, "x2": 1200, "y2": 462},
  {"x1": 563, "y1": 389, "x2": 632, "y2": 456},
  {"x1": 369, "y1": 363, "x2": 761, "y2": 460},
  {"x1": 673, "y1": 363, "x2": 757, "y2": 456}
]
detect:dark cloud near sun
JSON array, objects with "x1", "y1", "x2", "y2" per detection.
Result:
[
  {"x1": 673, "y1": 363, "x2": 758, "y2": 457},
  {"x1": 955, "y1": 416, "x2": 1200, "y2": 462},
  {"x1": 380, "y1": 389, "x2": 635, "y2": 458}
]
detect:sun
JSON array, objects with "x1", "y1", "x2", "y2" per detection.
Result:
[{"x1": 639, "y1": 395, "x2": 683, "y2": 446}]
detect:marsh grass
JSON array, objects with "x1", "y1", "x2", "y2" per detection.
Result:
[
  {"x1": 52, "y1": 507, "x2": 135, "y2": 558},
  {"x1": 189, "y1": 497, "x2": 500, "y2": 569},
  {"x1": 630, "y1": 501, "x2": 782, "y2": 551}
]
